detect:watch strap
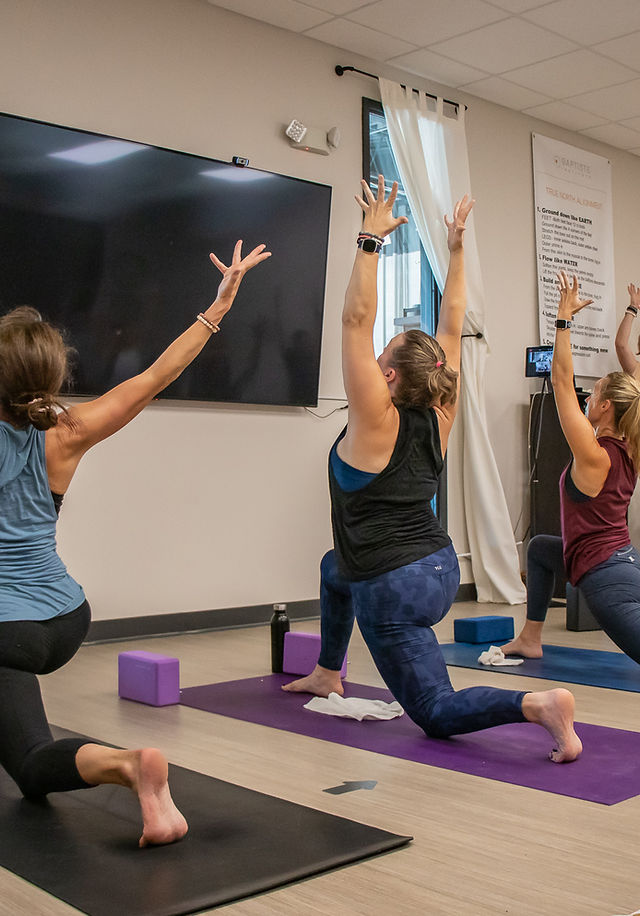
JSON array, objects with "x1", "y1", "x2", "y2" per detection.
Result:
[{"x1": 357, "y1": 233, "x2": 384, "y2": 254}]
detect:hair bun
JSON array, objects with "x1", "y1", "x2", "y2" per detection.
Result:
[{"x1": 10, "y1": 395, "x2": 59, "y2": 431}]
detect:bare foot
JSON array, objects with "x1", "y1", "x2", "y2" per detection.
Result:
[
  {"x1": 282, "y1": 664, "x2": 344, "y2": 697},
  {"x1": 129, "y1": 748, "x2": 189, "y2": 847},
  {"x1": 502, "y1": 635, "x2": 543, "y2": 659},
  {"x1": 522, "y1": 689, "x2": 582, "y2": 763}
]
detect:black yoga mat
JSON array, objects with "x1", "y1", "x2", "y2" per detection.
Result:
[{"x1": 0, "y1": 727, "x2": 411, "y2": 916}]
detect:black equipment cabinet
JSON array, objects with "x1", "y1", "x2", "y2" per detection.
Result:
[
  {"x1": 529, "y1": 389, "x2": 590, "y2": 601},
  {"x1": 529, "y1": 389, "x2": 589, "y2": 538}
]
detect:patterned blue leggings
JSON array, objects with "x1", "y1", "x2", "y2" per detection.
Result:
[{"x1": 318, "y1": 546, "x2": 526, "y2": 738}]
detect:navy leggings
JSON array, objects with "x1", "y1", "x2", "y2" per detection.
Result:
[
  {"x1": 527, "y1": 534, "x2": 640, "y2": 664},
  {"x1": 318, "y1": 546, "x2": 527, "y2": 738},
  {"x1": 0, "y1": 601, "x2": 93, "y2": 797}
]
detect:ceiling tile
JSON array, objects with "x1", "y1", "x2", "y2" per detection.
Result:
[
  {"x1": 567, "y1": 78, "x2": 640, "y2": 120},
  {"x1": 593, "y1": 32, "x2": 640, "y2": 73},
  {"x1": 484, "y1": 0, "x2": 553, "y2": 10},
  {"x1": 505, "y1": 49, "x2": 637, "y2": 98},
  {"x1": 581, "y1": 122, "x2": 640, "y2": 150},
  {"x1": 460, "y1": 76, "x2": 550, "y2": 109},
  {"x1": 304, "y1": 17, "x2": 417, "y2": 58},
  {"x1": 522, "y1": 101, "x2": 608, "y2": 131},
  {"x1": 347, "y1": 0, "x2": 507, "y2": 46},
  {"x1": 300, "y1": 0, "x2": 371, "y2": 13},
  {"x1": 206, "y1": 0, "x2": 330, "y2": 31},
  {"x1": 389, "y1": 48, "x2": 487, "y2": 86},
  {"x1": 524, "y1": 0, "x2": 640, "y2": 45},
  {"x1": 428, "y1": 18, "x2": 577, "y2": 74}
]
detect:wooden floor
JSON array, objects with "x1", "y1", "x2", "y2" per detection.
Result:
[{"x1": 1, "y1": 602, "x2": 638, "y2": 916}]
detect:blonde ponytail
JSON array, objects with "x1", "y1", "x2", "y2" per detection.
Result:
[{"x1": 600, "y1": 371, "x2": 640, "y2": 471}]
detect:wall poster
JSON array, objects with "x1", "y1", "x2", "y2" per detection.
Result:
[{"x1": 532, "y1": 133, "x2": 615, "y2": 379}]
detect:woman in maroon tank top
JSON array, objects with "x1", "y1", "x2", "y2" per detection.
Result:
[{"x1": 504, "y1": 272, "x2": 640, "y2": 664}]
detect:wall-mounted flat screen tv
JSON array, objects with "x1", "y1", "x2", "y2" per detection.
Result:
[{"x1": 0, "y1": 112, "x2": 332, "y2": 406}]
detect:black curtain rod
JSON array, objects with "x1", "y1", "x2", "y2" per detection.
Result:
[{"x1": 335, "y1": 65, "x2": 467, "y2": 111}]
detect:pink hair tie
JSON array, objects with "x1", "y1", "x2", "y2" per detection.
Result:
[{"x1": 436, "y1": 360, "x2": 443, "y2": 368}]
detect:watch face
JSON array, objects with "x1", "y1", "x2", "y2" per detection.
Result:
[{"x1": 362, "y1": 237, "x2": 378, "y2": 253}]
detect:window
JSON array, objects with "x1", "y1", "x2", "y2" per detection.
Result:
[
  {"x1": 363, "y1": 99, "x2": 441, "y2": 355},
  {"x1": 363, "y1": 98, "x2": 446, "y2": 524}
]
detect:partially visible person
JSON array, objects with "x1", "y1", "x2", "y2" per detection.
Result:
[
  {"x1": 504, "y1": 272, "x2": 640, "y2": 666},
  {"x1": 284, "y1": 177, "x2": 582, "y2": 763},
  {"x1": 615, "y1": 283, "x2": 640, "y2": 379},
  {"x1": 0, "y1": 240, "x2": 270, "y2": 845}
]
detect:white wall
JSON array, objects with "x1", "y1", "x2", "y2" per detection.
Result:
[{"x1": 2, "y1": 0, "x2": 640, "y2": 618}]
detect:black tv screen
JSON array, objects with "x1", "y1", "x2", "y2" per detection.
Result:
[{"x1": 0, "y1": 113, "x2": 332, "y2": 406}]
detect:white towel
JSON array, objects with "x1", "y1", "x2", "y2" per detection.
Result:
[
  {"x1": 304, "y1": 692, "x2": 404, "y2": 721},
  {"x1": 478, "y1": 645, "x2": 524, "y2": 666}
]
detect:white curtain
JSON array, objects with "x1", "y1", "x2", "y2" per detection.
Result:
[{"x1": 379, "y1": 79, "x2": 525, "y2": 604}]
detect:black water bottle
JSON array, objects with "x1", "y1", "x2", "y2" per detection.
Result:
[{"x1": 270, "y1": 603, "x2": 290, "y2": 673}]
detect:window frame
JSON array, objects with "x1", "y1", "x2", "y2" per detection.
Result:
[{"x1": 362, "y1": 96, "x2": 448, "y2": 530}]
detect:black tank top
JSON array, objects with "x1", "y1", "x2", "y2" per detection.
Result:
[{"x1": 329, "y1": 406, "x2": 451, "y2": 580}]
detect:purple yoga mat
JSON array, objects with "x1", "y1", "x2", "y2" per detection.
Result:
[{"x1": 180, "y1": 675, "x2": 640, "y2": 805}]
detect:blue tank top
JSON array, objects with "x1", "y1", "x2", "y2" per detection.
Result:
[{"x1": 0, "y1": 421, "x2": 85, "y2": 621}]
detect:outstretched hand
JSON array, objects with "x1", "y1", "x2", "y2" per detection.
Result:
[
  {"x1": 628, "y1": 282, "x2": 640, "y2": 310},
  {"x1": 444, "y1": 195, "x2": 474, "y2": 252},
  {"x1": 356, "y1": 174, "x2": 408, "y2": 238},
  {"x1": 209, "y1": 240, "x2": 271, "y2": 306},
  {"x1": 556, "y1": 271, "x2": 594, "y2": 317}
]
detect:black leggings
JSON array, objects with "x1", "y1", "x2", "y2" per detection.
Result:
[{"x1": 0, "y1": 601, "x2": 94, "y2": 797}]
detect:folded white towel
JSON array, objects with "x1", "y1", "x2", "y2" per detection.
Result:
[
  {"x1": 478, "y1": 645, "x2": 524, "y2": 666},
  {"x1": 304, "y1": 692, "x2": 404, "y2": 721}
]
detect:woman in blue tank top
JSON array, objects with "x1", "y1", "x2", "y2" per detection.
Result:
[
  {"x1": 0, "y1": 240, "x2": 270, "y2": 845},
  {"x1": 285, "y1": 176, "x2": 582, "y2": 763}
]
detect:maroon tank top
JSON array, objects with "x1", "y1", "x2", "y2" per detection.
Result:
[{"x1": 560, "y1": 436, "x2": 637, "y2": 585}]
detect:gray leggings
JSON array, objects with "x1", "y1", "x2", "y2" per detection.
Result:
[{"x1": 527, "y1": 535, "x2": 640, "y2": 664}]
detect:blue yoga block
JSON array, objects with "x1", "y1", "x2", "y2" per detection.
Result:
[{"x1": 453, "y1": 615, "x2": 514, "y2": 644}]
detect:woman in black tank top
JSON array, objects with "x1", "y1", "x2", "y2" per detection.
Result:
[{"x1": 284, "y1": 176, "x2": 582, "y2": 763}]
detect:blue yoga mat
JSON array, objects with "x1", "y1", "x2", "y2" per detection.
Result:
[{"x1": 440, "y1": 642, "x2": 640, "y2": 692}]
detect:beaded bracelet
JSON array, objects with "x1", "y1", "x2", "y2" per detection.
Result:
[{"x1": 197, "y1": 313, "x2": 220, "y2": 333}]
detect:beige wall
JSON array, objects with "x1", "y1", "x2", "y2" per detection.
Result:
[{"x1": 2, "y1": 0, "x2": 640, "y2": 618}]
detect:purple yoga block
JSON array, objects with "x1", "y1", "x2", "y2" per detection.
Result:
[
  {"x1": 118, "y1": 650, "x2": 180, "y2": 706},
  {"x1": 282, "y1": 632, "x2": 347, "y2": 677}
]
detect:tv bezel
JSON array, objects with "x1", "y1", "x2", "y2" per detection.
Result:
[{"x1": 0, "y1": 110, "x2": 332, "y2": 408}]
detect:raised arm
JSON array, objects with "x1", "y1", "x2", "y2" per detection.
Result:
[
  {"x1": 432, "y1": 195, "x2": 474, "y2": 438},
  {"x1": 551, "y1": 271, "x2": 610, "y2": 494},
  {"x1": 615, "y1": 283, "x2": 640, "y2": 378},
  {"x1": 339, "y1": 175, "x2": 407, "y2": 462},
  {"x1": 45, "y1": 241, "x2": 271, "y2": 492}
]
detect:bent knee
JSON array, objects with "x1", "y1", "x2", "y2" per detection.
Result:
[{"x1": 404, "y1": 703, "x2": 452, "y2": 740}]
